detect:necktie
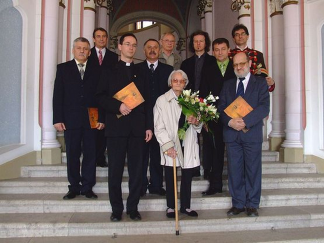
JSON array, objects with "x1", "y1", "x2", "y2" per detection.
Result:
[
  {"x1": 98, "y1": 50, "x2": 103, "y2": 66},
  {"x1": 236, "y1": 77, "x2": 245, "y2": 97},
  {"x1": 220, "y1": 63, "x2": 226, "y2": 76},
  {"x1": 150, "y1": 63, "x2": 154, "y2": 73},
  {"x1": 78, "y1": 63, "x2": 85, "y2": 80}
]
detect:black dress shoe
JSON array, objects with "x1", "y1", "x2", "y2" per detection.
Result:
[
  {"x1": 110, "y1": 212, "x2": 122, "y2": 222},
  {"x1": 166, "y1": 208, "x2": 175, "y2": 218},
  {"x1": 180, "y1": 208, "x2": 198, "y2": 217},
  {"x1": 81, "y1": 190, "x2": 98, "y2": 199},
  {"x1": 246, "y1": 207, "x2": 259, "y2": 217},
  {"x1": 63, "y1": 190, "x2": 80, "y2": 200},
  {"x1": 227, "y1": 207, "x2": 245, "y2": 216},
  {"x1": 149, "y1": 188, "x2": 166, "y2": 196},
  {"x1": 202, "y1": 188, "x2": 222, "y2": 196},
  {"x1": 127, "y1": 210, "x2": 142, "y2": 221}
]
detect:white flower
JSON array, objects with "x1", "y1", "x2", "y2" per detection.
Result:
[{"x1": 183, "y1": 89, "x2": 191, "y2": 97}]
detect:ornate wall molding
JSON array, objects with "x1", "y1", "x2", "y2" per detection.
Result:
[
  {"x1": 270, "y1": 0, "x2": 283, "y2": 17},
  {"x1": 282, "y1": 0, "x2": 299, "y2": 8},
  {"x1": 84, "y1": 0, "x2": 96, "y2": 12},
  {"x1": 205, "y1": 0, "x2": 213, "y2": 13},
  {"x1": 231, "y1": 0, "x2": 246, "y2": 12},
  {"x1": 176, "y1": 38, "x2": 186, "y2": 51},
  {"x1": 110, "y1": 35, "x2": 118, "y2": 50},
  {"x1": 197, "y1": 0, "x2": 207, "y2": 17},
  {"x1": 107, "y1": 0, "x2": 113, "y2": 14}
]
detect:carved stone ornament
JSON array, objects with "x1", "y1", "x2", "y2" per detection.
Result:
[
  {"x1": 282, "y1": 0, "x2": 299, "y2": 8},
  {"x1": 176, "y1": 38, "x2": 186, "y2": 52},
  {"x1": 95, "y1": 0, "x2": 106, "y2": 7},
  {"x1": 269, "y1": 0, "x2": 283, "y2": 16},
  {"x1": 231, "y1": 0, "x2": 246, "y2": 12},
  {"x1": 197, "y1": 0, "x2": 207, "y2": 17},
  {"x1": 110, "y1": 36, "x2": 118, "y2": 50},
  {"x1": 205, "y1": 0, "x2": 213, "y2": 12},
  {"x1": 107, "y1": 0, "x2": 113, "y2": 14}
]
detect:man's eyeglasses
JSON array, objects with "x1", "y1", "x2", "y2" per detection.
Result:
[
  {"x1": 163, "y1": 39, "x2": 175, "y2": 43},
  {"x1": 123, "y1": 43, "x2": 137, "y2": 48},
  {"x1": 234, "y1": 32, "x2": 247, "y2": 37},
  {"x1": 233, "y1": 61, "x2": 248, "y2": 68},
  {"x1": 171, "y1": 79, "x2": 186, "y2": 84}
]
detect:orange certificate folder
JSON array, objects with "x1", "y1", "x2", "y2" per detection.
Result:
[
  {"x1": 224, "y1": 96, "x2": 253, "y2": 133},
  {"x1": 88, "y1": 108, "x2": 98, "y2": 129},
  {"x1": 113, "y1": 82, "x2": 144, "y2": 118}
]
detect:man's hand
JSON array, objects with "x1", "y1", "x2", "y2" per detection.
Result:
[
  {"x1": 54, "y1": 123, "x2": 66, "y2": 132},
  {"x1": 145, "y1": 130, "x2": 153, "y2": 142},
  {"x1": 96, "y1": 122, "x2": 105, "y2": 130},
  {"x1": 266, "y1": 76, "x2": 274, "y2": 86},
  {"x1": 164, "y1": 147, "x2": 177, "y2": 159},
  {"x1": 119, "y1": 103, "x2": 132, "y2": 116},
  {"x1": 229, "y1": 118, "x2": 246, "y2": 131}
]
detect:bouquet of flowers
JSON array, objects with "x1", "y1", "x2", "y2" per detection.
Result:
[{"x1": 177, "y1": 89, "x2": 219, "y2": 140}]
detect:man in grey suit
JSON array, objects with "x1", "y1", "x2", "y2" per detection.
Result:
[{"x1": 218, "y1": 52, "x2": 270, "y2": 217}]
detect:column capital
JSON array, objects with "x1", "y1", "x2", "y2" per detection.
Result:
[
  {"x1": 282, "y1": 0, "x2": 299, "y2": 8},
  {"x1": 197, "y1": 0, "x2": 207, "y2": 17},
  {"x1": 107, "y1": 0, "x2": 113, "y2": 14},
  {"x1": 231, "y1": 0, "x2": 251, "y2": 18},
  {"x1": 59, "y1": 0, "x2": 65, "y2": 8},
  {"x1": 270, "y1": 0, "x2": 283, "y2": 17},
  {"x1": 176, "y1": 38, "x2": 186, "y2": 52},
  {"x1": 204, "y1": 0, "x2": 213, "y2": 13},
  {"x1": 84, "y1": 0, "x2": 96, "y2": 12}
]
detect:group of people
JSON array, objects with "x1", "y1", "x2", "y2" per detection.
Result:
[{"x1": 52, "y1": 23, "x2": 271, "y2": 222}]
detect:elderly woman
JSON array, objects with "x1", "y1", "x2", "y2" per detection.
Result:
[{"x1": 153, "y1": 70, "x2": 202, "y2": 218}]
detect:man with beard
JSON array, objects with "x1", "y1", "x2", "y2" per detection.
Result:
[
  {"x1": 137, "y1": 39, "x2": 173, "y2": 196},
  {"x1": 218, "y1": 52, "x2": 270, "y2": 217}
]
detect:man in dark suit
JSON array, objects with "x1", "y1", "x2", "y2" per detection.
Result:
[
  {"x1": 218, "y1": 52, "x2": 270, "y2": 217},
  {"x1": 137, "y1": 39, "x2": 173, "y2": 197},
  {"x1": 53, "y1": 37, "x2": 105, "y2": 200},
  {"x1": 229, "y1": 24, "x2": 275, "y2": 92},
  {"x1": 180, "y1": 30, "x2": 216, "y2": 177},
  {"x1": 88, "y1": 27, "x2": 118, "y2": 168},
  {"x1": 97, "y1": 33, "x2": 153, "y2": 222},
  {"x1": 200, "y1": 38, "x2": 236, "y2": 195},
  {"x1": 180, "y1": 30, "x2": 216, "y2": 92}
]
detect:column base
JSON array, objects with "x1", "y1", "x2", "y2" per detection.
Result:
[
  {"x1": 305, "y1": 155, "x2": 324, "y2": 173},
  {"x1": 41, "y1": 147, "x2": 62, "y2": 165},
  {"x1": 269, "y1": 137, "x2": 285, "y2": 151},
  {"x1": 279, "y1": 147, "x2": 303, "y2": 162}
]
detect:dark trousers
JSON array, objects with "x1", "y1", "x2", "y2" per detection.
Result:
[
  {"x1": 96, "y1": 128, "x2": 107, "y2": 165},
  {"x1": 64, "y1": 128, "x2": 97, "y2": 193},
  {"x1": 226, "y1": 139, "x2": 262, "y2": 209},
  {"x1": 202, "y1": 126, "x2": 225, "y2": 191},
  {"x1": 107, "y1": 136, "x2": 144, "y2": 214},
  {"x1": 142, "y1": 135, "x2": 163, "y2": 192},
  {"x1": 164, "y1": 166, "x2": 197, "y2": 210}
]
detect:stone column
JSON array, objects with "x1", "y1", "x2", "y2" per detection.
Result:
[
  {"x1": 41, "y1": 0, "x2": 62, "y2": 164},
  {"x1": 57, "y1": 0, "x2": 65, "y2": 63},
  {"x1": 83, "y1": 0, "x2": 96, "y2": 43},
  {"x1": 198, "y1": 0, "x2": 206, "y2": 31},
  {"x1": 269, "y1": 0, "x2": 286, "y2": 151},
  {"x1": 97, "y1": 0, "x2": 107, "y2": 30},
  {"x1": 107, "y1": 0, "x2": 113, "y2": 49},
  {"x1": 204, "y1": 0, "x2": 213, "y2": 54},
  {"x1": 280, "y1": 0, "x2": 304, "y2": 162},
  {"x1": 236, "y1": 0, "x2": 252, "y2": 48}
]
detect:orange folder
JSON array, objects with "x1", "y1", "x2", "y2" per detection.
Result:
[
  {"x1": 88, "y1": 108, "x2": 98, "y2": 129},
  {"x1": 224, "y1": 96, "x2": 253, "y2": 133},
  {"x1": 113, "y1": 82, "x2": 144, "y2": 118}
]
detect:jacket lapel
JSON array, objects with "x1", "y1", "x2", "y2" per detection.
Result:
[{"x1": 244, "y1": 74, "x2": 256, "y2": 101}]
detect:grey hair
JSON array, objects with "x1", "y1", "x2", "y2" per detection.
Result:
[
  {"x1": 160, "y1": 32, "x2": 175, "y2": 41},
  {"x1": 167, "y1": 70, "x2": 189, "y2": 87},
  {"x1": 73, "y1": 37, "x2": 90, "y2": 48}
]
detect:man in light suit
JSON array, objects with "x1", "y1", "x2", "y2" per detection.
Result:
[
  {"x1": 137, "y1": 39, "x2": 173, "y2": 196},
  {"x1": 218, "y1": 52, "x2": 270, "y2": 217},
  {"x1": 88, "y1": 27, "x2": 118, "y2": 168},
  {"x1": 53, "y1": 37, "x2": 105, "y2": 200}
]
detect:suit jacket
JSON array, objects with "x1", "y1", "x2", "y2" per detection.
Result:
[
  {"x1": 218, "y1": 74, "x2": 270, "y2": 143},
  {"x1": 96, "y1": 61, "x2": 153, "y2": 137},
  {"x1": 136, "y1": 61, "x2": 173, "y2": 108},
  {"x1": 180, "y1": 53, "x2": 216, "y2": 91},
  {"x1": 200, "y1": 60, "x2": 236, "y2": 132},
  {"x1": 88, "y1": 47, "x2": 118, "y2": 70},
  {"x1": 53, "y1": 60, "x2": 103, "y2": 129}
]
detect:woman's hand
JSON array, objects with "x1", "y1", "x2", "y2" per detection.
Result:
[
  {"x1": 164, "y1": 147, "x2": 177, "y2": 159},
  {"x1": 187, "y1": 115, "x2": 199, "y2": 126}
]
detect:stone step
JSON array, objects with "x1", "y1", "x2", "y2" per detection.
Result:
[
  {"x1": 20, "y1": 162, "x2": 316, "y2": 178},
  {"x1": 1, "y1": 188, "x2": 324, "y2": 214},
  {"x1": 2, "y1": 227, "x2": 324, "y2": 243},
  {"x1": 1, "y1": 173, "x2": 324, "y2": 194},
  {"x1": 2, "y1": 173, "x2": 324, "y2": 194},
  {"x1": 61, "y1": 150, "x2": 280, "y2": 164},
  {"x1": 1, "y1": 205, "x2": 324, "y2": 238}
]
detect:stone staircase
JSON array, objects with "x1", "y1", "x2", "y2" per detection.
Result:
[{"x1": 1, "y1": 151, "x2": 324, "y2": 242}]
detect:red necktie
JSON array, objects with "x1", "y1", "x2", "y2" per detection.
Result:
[{"x1": 98, "y1": 50, "x2": 103, "y2": 66}]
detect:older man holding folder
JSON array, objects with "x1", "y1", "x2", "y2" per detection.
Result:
[{"x1": 218, "y1": 52, "x2": 270, "y2": 217}]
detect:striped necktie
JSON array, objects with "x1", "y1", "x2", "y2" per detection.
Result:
[
  {"x1": 78, "y1": 63, "x2": 84, "y2": 80},
  {"x1": 98, "y1": 50, "x2": 103, "y2": 66}
]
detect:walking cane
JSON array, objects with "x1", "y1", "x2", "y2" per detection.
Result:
[{"x1": 173, "y1": 157, "x2": 180, "y2": 235}]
